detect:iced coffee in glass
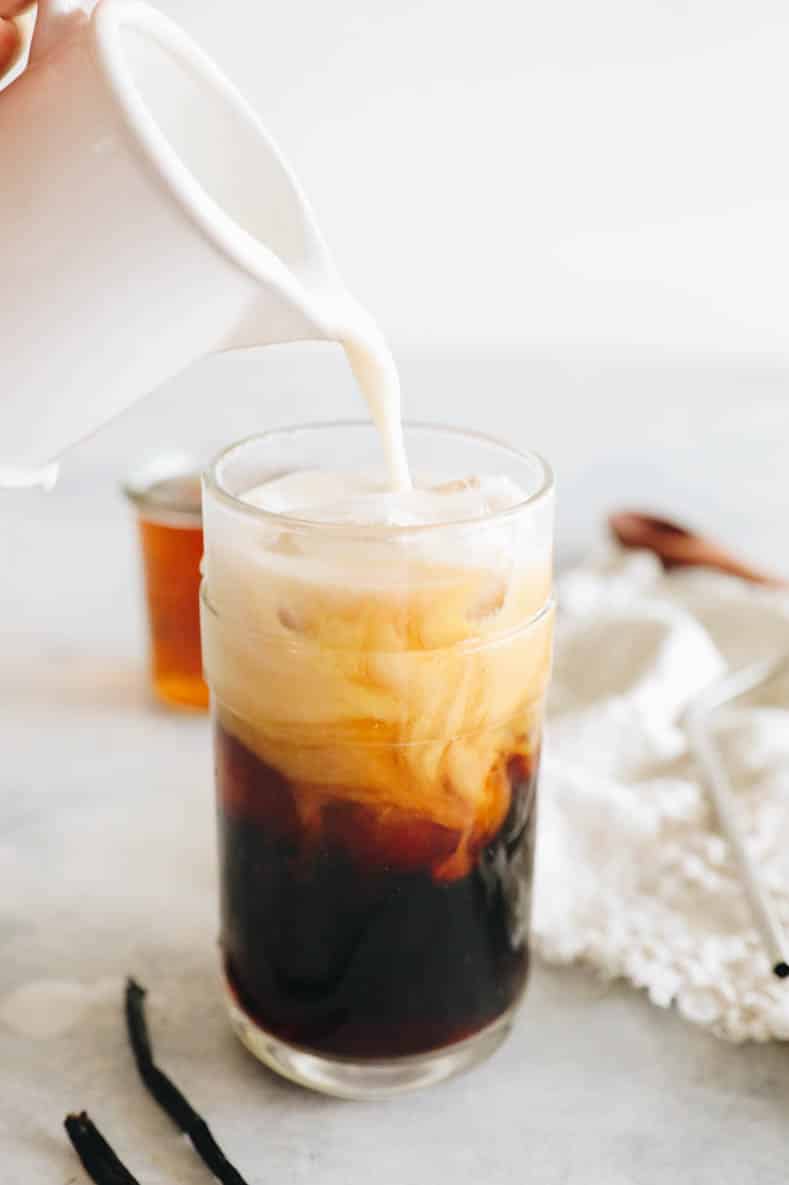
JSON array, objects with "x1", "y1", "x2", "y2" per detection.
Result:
[{"x1": 201, "y1": 424, "x2": 554, "y2": 1097}]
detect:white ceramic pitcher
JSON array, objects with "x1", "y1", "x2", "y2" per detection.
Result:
[{"x1": 0, "y1": 0, "x2": 356, "y2": 484}]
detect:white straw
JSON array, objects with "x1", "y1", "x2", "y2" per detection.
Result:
[{"x1": 685, "y1": 656, "x2": 789, "y2": 979}]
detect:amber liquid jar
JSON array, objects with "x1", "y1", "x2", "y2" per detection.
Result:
[{"x1": 124, "y1": 458, "x2": 208, "y2": 710}]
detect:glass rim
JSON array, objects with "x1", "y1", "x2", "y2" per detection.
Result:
[
  {"x1": 203, "y1": 421, "x2": 554, "y2": 539},
  {"x1": 122, "y1": 450, "x2": 204, "y2": 523}
]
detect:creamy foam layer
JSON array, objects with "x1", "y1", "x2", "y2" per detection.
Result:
[
  {"x1": 206, "y1": 469, "x2": 550, "y2": 632},
  {"x1": 201, "y1": 467, "x2": 553, "y2": 878},
  {"x1": 242, "y1": 469, "x2": 527, "y2": 525}
]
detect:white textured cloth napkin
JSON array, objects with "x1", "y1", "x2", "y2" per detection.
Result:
[{"x1": 533, "y1": 548, "x2": 789, "y2": 1042}]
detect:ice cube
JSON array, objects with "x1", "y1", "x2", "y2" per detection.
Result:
[
  {"x1": 242, "y1": 470, "x2": 382, "y2": 515},
  {"x1": 427, "y1": 474, "x2": 527, "y2": 517}
]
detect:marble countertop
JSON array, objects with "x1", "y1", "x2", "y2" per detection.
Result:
[{"x1": 2, "y1": 350, "x2": 788, "y2": 1183}]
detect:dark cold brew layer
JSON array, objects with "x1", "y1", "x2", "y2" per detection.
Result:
[{"x1": 216, "y1": 723, "x2": 539, "y2": 1059}]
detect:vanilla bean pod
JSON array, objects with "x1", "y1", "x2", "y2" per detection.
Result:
[
  {"x1": 125, "y1": 978, "x2": 249, "y2": 1185},
  {"x1": 64, "y1": 1111, "x2": 141, "y2": 1185}
]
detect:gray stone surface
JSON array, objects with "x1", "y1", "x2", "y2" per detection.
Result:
[{"x1": 2, "y1": 351, "x2": 787, "y2": 1183}]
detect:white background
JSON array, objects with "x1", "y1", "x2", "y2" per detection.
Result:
[{"x1": 150, "y1": 0, "x2": 789, "y2": 356}]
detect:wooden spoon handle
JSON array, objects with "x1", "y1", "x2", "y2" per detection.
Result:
[{"x1": 608, "y1": 511, "x2": 788, "y2": 589}]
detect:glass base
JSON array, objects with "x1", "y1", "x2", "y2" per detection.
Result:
[
  {"x1": 224, "y1": 987, "x2": 516, "y2": 1100},
  {"x1": 152, "y1": 672, "x2": 209, "y2": 710}
]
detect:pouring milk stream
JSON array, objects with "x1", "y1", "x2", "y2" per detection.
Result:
[{"x1": 0, "y1": 0, "x2": 411, "y2": 492}]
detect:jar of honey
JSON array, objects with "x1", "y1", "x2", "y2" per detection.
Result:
[{"x1": 124, "y1": 455, "x2": 208, "y2": 710}]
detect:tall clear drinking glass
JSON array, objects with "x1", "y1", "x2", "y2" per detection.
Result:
[{"x1": 201, "y1": 424, "x2": 554, "y2": 1098}]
